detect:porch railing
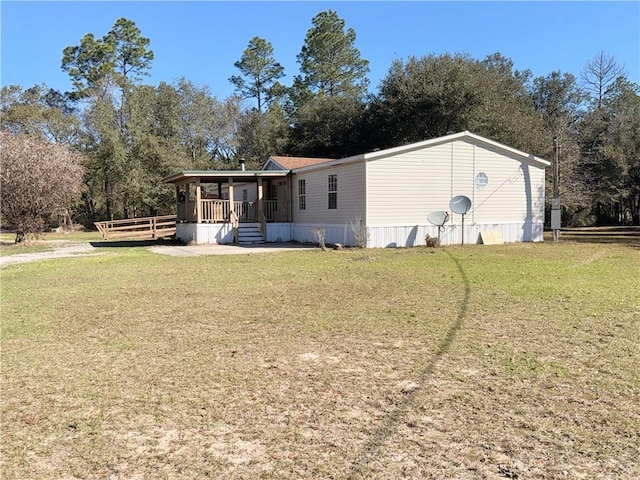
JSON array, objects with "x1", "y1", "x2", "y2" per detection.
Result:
[
  {"x1": 201, "y1": 199, "x2": 228, "y2": 222},
  {"x1": 234, "y1": 201, "x2": 258, "y2": 222},
  {"x1": 264, "y1": 200, "x2": 290, "y2": 222},
  {"x1": 263, "y1": 200, "x2": 278, "y2": 221},
  {"x1": 178, "y1": 199, "x2": 229, "y2": 223},
  {"x1": 177, "y1": 199, "x2": 288, "y2": 223}
]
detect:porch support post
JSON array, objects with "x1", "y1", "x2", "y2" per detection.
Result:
[
  {"x1": 185, "y1": 183, "x2": 192, "y2": 222},
  {"x1": 284, "y1": 178, "x2": 291, "y2": 221},
  {"x1": 195, "y1": 179, "x2": 202, "y2": 223},
  {"x1": 257, "y1": 178, "x2": 263, "y2": 217},
  {"x1": 175, "y1": 184, "x2": 180, "y2": 220},
  {"x1": 228, "y1": 178, "x2": 235, "y2": 218}
]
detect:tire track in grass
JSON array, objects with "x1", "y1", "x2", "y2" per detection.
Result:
[{"x1": 347, "y1": 251, "x2": 471, "y2": 479}]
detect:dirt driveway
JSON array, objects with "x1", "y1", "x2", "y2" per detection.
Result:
[
  {"x1": 148, "y1": 242, "x2": 315, "y2": 257},
  {"x1": 1, "y1": 242, "x2": 316, "y2": 266},
  {"x1": 0, "y1": 242, "x2": 102, "y2": 267}
]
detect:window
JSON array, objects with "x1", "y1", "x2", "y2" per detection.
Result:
[
  {"x1": 475, "y1": 172, "x2": 489, "y2": 189},
  {"x1": 298, "y1": 179, "x2": 306, "y2": 210},
  {"x1": 242, "y1": 189, "x2": 248, "y2": 202},
  {"x1": 328, "y1": 174, "x2": 337, "y2": 210}
]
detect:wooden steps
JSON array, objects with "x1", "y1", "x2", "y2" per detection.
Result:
[{"x1": 237, "y1": 224, "x2": 264, "y2": 245}]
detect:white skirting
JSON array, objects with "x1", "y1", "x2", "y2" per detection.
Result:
[
  {"x1": 176, "y1": 223, "x2": 233, "y2": 244},
  {"x1": 367, "y1": 221, "x2": 543, "y2": 248},
  {"x1": 265, "y1": 223, "x2": 293, "y2": 242},
  {"x1": 292, "y1": 223, "x2": 356, "y2": 246},
  {"x1": 177, "y1": 221, "x2": 543, "y2": 247}
]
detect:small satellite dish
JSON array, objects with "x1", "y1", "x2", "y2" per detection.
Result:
[
  {"x1": 427, "y1": 211, "x2": 449, "y2": 226},
  {"x1": 449, "y1": 195, "x2": 472, "y2": 215},
  {"x1": 427, "y1": 211, "x2": 450, "y2": 247}
]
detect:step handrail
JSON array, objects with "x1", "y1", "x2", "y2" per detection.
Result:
[{"x1": 230, "y1": 210, "x2": 239, "y2": 244}]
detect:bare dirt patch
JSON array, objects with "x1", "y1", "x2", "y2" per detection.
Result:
[{"x1": 0, "y1": 241, "x2": 103, "y2": 266}]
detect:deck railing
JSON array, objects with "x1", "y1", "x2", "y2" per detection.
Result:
[
  {"x1": 263, "y1": 200, "x2": 278, "y2": 221},
  {"x1": 95, "y1": 215, "x2": 177, "y2": 240},
  {"x1": 177, "y1": 199, "x2": 287, "y2": 224},
  {"x1": 201, "y1": 200, "x2": 228, "y2": 222},
  {"x1": 234, "y1": 201, "x2": 258, "y2": 222}
]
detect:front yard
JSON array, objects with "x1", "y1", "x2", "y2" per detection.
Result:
[{"x1": 1, "y1": 240, "x2": 638, "y2": 478}]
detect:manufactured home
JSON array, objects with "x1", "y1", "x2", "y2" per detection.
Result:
[{"x1": 163, "y1": 131, "x2": 549, "y2": 247}]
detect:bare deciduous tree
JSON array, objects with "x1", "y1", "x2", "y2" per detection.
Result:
[
  {"x1": 349, "y1": 217, "x2": 369, "y2": 248},
  {"x1": 581, "y1": 51, "x2": 625, "y2": 108},
  {"x1": 310, "y1": 226, "x2": 327, "y2": 251},
  {"x1": 0, "y1": 131, "x2": 85, "y2": 242}
]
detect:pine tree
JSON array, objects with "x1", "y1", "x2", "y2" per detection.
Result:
[
  {"x1": 294, "y1": 10, "x2": 369, "y2": 99},
  {"x1": 230, "y1": 37, "x2": 285, "y2": 112}
]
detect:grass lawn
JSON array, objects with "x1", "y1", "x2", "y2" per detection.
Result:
[{"x1": 1, "y1": 239, "x2": 638, "y2": 479}]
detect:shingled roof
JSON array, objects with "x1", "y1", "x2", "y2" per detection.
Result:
[{"x1": 266, "y1": 156, "x2": 334, "y2": 170}]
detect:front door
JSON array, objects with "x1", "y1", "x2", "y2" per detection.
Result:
[{"x1": 265, "y1": 179, "x2": 289, "y2": 222}]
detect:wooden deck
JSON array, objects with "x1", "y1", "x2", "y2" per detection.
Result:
[{"x1": 94, "y1": 215, "x2": 177, "y2": 240}]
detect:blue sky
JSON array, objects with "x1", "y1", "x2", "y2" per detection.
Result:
[{"x1": 1, "y1": 1, "x2": 638, "y2": 100}]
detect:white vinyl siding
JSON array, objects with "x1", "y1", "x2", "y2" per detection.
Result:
[
  {"x1": 292, "y1": 161, "x2": 366, "y2": 224},
  {"x1": 471, "y1": 144, "x2": 545, "y2": 224},
  {"x1": 366, "y1": 139, "x2": 545, "y2": 228},
  {"x1": 366, "y1": 143, "x2": 452, "y2": 226}
]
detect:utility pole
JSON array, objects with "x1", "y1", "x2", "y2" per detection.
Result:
[{"x1": 551, "y1": 136, "x2": 561, "y2": 242}]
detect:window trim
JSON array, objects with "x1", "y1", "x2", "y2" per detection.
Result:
[
  {"x1": 328, "y1": 174, "x2": 337, "y2": 210},
  {"x1": 298, "y1": 179, "x2": 306, "y2": 210}
]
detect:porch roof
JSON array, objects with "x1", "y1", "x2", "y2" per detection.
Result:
[{"x1": 163, "y1": 170, "x2": 289, "y2": 185}]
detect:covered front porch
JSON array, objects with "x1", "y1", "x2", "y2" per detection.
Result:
[{"x1": 163, "y1": 170, "x2": 292, "y2": 245}]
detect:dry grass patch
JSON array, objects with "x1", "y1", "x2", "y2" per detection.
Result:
[{"x1": 1, "y1": 242, "x2": 639, "y2": 479}]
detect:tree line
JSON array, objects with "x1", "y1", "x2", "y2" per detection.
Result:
[{"x1": 2, "y1": 11, "x2": 639, "y2": 239}]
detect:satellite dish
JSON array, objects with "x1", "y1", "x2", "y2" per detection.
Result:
[
  {"x1": 427, "y1": 211, "x2": 449, "y2": 226},
  {"x1": 449, "y1": 195, "x2": 472, "y2": 215},
  {"x1": 449, "y1": 195, "x2": 473, "y2": 245},
  {"x1": 427, "y1": 211, "x2": 449, "y2": 247}
]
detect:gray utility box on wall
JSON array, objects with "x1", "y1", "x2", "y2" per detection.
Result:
[{"x1": 551, "y1": 198, "x2": 561, "y2": 230}]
